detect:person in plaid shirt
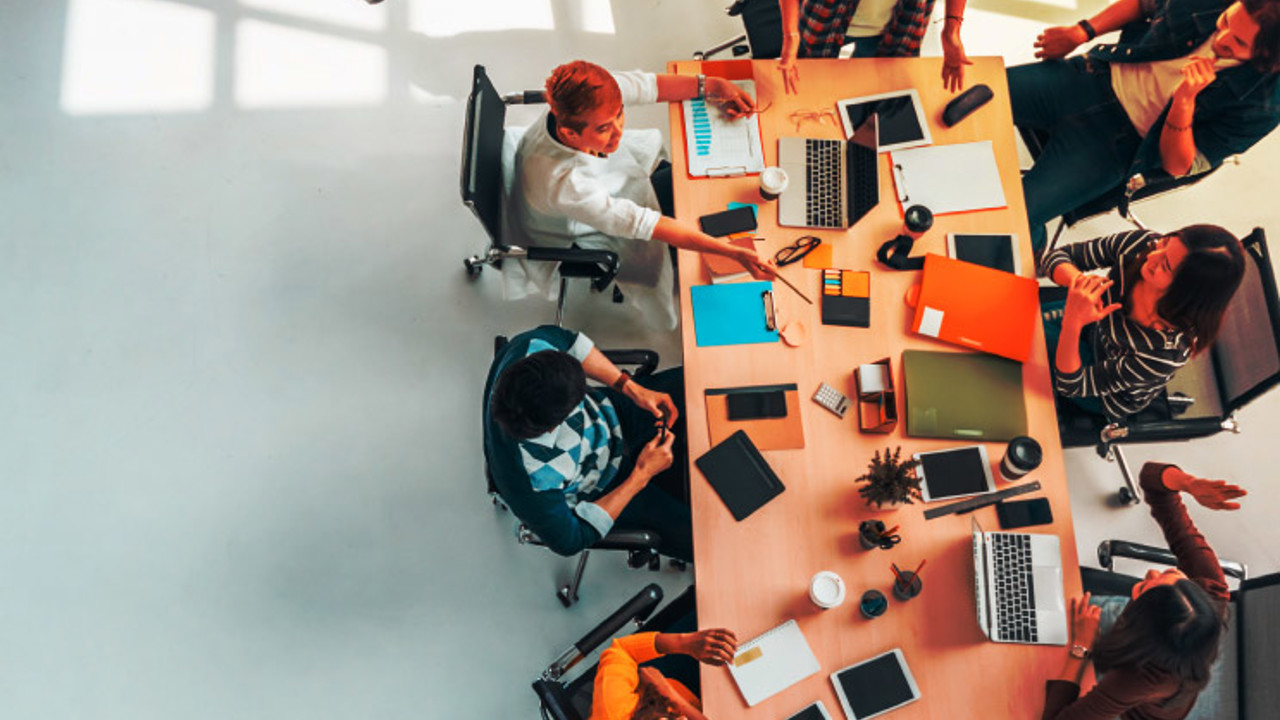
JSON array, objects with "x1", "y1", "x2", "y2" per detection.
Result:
[{"x1": 776, "y1": 0, "x2": 971, "y2": 93}]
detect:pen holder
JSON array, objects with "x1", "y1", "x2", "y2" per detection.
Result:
[
  {"x1": 859, "y1": 589, "x2": 888, "y2": 619},
  {"x1": 892, "y1": 571, "x2": 923, "y2": 601},
  {"x1": 858, "y1": 520, "x2": 886, "y2": 550}
]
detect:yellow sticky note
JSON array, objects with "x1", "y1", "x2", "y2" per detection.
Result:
[
  {"x1": 734, "y1": 647, "x2": 763, "y2": 666},
  {"x1": 842, "y1": 271, "x2": 870, "y2": 298},
  {"x1": 802, "y1": 243, "x2": 835, "y2": 269}
]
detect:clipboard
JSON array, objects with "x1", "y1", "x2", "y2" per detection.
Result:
[
  {"x1": 681, "y1": 59, "x2": 765, "y2": 178},
  {"x1": 690, "y1": 281, "x2": 779, "y2": 347},
  {"x1": 889, "y1": 141, "x2": 1007, "y2": 215}
]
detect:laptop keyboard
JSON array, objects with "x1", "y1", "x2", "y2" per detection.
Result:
[
  {"x1": 992, "y1": 533, "x2": 1039, "y2": 643},
  {"x1": 805, "y1": 139, "x2": 844, "y2": 228},
  {"x1": 850, "y1": 143, "x2": 879, "y2": 222}
]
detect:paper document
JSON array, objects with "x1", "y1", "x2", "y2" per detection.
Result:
[
  {"x1": 890, "y1": 141, "x2": 1007, "y2": 215},
  {"x1": 683, "y1": 80, "x2": 764, "y2": 177},
  {"x1": 727, "y1": 619, "x2": 821, "y2": 707}
]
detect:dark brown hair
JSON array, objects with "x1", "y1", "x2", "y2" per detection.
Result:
[
  {"x1": 1123, "y1": 225, "x2": 1246, "y2": 354},
  {"x1": 631, "y1": 679, "x2": 680, "y2": 720},
  {"x1": 545, "y1": 60, "x2": 621, "y2": 132},
  {"x1": 1242, "y1": 0, "x2": 1280, "y2": 74},
  {"x1": 490, "y1": 350, "x2": 586, "y2": 439},
  {"x1": 1092, "y1": 580, "x2": 1225, "y2": 706}
]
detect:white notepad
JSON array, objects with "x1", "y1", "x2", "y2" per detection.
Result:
[
  {"x1": 682, "y1": 80, "x2": 765, "y2": 177},
  {"x1": 889, "y1": 141, "x2": 1007, "y2": 215},
  {"x1": 727, "y1": 619, "x2": 821, "y2": 707}
]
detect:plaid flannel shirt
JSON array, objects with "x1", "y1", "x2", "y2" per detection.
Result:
[{"x1": 798, "y1": 0, "x2": 938, "y2": 58}]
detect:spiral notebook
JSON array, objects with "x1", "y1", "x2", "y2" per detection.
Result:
[{"x1": 728, "y1": 619, "x2": 821, "y2": 707}]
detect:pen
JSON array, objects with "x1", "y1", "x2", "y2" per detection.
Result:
[
  {"x1": 911, "y1": 559, "x2": 927, "y2": 579},
  {"x1": 890, "y1": 563, "x2": 906, "y2": 586},
  {"x1": 772, "y1": 272, "x2": 814, "y2": 305},
  {"x1": 879, "y1": 525, "x2": 900, "y2": 539}
]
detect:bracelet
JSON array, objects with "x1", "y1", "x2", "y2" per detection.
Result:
[
  {"x1": 1078, "y1": 19, "x2": 1098, "y2": 40},
  {"x1": 613, "y1": 370, "x2": 632, "y2": 392},
  {"x1": 696, "y1": 74, "x2": 706, "y2": 101},
  {"x1": 946, "y1": 14, "x2": 963, "y2": 22},
  {"x1": 1165, "y1": 118, "x2": 1193, "y2": 132}
]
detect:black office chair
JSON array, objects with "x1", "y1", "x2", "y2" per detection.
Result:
[
  {"x1": 487, "y1": 335, "x2": 685, "y2": 608},
  {"x1": 461, "y1": 65, "x2": 623, "y2": 325},
  {"x1": 533, "y1": 583, "x2": 697, "y2": 720},
  {"x1": 1082, "y1": 539, "x2": 1278, "y2": 720},
  {"x1": 1045, "y1": 227, "x2": 1280, "y2": 505},
  {"x1": 695, "y1": 0, "x2": 784, "y2": 61}
]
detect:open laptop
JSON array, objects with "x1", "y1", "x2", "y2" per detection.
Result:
[
  {"x1": 971, "y1": 515, "x2": 1069, "y2": 646},
  {"x1": 777, "y1": 115, "x2": 879, "y2": 229}
]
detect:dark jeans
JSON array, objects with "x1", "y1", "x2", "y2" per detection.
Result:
[
  {"x1": 651, "y1": 161, "x2": 675, "y2": 218},
  {"x1": 844, "y1": 36, "x2": 880, "y2": 57},
  {"x1": 1008, "y1": 58, "x2": 1143, "y2": 252},
  {"x1": 601, "y1": 367, "x2": 693, "y2": 562},
  {"x1": 1042, "y1": 299, "x2": 1108, "y2": 416}
]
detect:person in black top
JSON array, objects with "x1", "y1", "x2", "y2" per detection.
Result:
[{"x1": 1041, "y1": 225, "x2": 1245, "y2": 418}]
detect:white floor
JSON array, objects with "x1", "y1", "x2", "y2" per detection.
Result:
[{"x1": 2, "y1": 1, "x2": 1278, "y2": 718}]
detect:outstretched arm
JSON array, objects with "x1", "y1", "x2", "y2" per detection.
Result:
[{"x1": 1034, "y1": 0, "x2": 1146, "y2": 59}]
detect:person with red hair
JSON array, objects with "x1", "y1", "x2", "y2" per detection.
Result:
[{"x1": 512, "y1": 61, "x2": 775, "y2": 329}]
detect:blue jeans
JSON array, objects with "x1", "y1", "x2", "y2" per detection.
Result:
[
  {"x1": 1008, "y1": 58, "x2": 1143, "y2": 252},
  {"x1": 1042, "y1": 300, "x2": 1108, "y2": 416}
]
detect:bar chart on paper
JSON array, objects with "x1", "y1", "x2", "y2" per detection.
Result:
[{"x1": 682, "y1": 80, "x2": 764, "y2": 177}]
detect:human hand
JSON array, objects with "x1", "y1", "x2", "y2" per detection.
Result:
[
  {"x1": 736, "y1": 247, "x2": 778, "y2": 280},
  {"x1": 707, "y1": 77, "x2": 756, "y2": 119},
  {"x1": 1034, "y1": 25, "x2": 1089, "y2": 60},
  {"x1": 676, "y1": 629, "x2": 738, "y2": 665},
  {"x1": 941, "y1": 27, "x2": 973, "y2": 92},
  {"x1": 636, "y1": 428, "x2": 676, "y2": 478},
  {"x1": 1174, "y1": 56, "x2": 1217, "y2": 104},
  {"x1": 626, "y1": 383, "x2": 679, "y2": 429},
  {"x1": 1164, "y1": 467, "x2": 1247, "y2": 510},
  {"x1": 1063, "y1": 273, "x2": 1123, "y2": 329},
  {"x1": 779, "y1": 53, "x2": 800, "y2": 95},
  {"x1": 1071, "y1": 592, "x2": 1102, "y2": 650}
]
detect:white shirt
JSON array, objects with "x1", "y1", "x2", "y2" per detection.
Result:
[
  {"x1": 510, "y1": 71, "x2": 676, "y2": 329},
  {"x1": 845, "y1": 0, "x2": 898, "y2": 38},
  {"x1": 1111, "y1": 40, "x2": 1241, "y2": 138}
]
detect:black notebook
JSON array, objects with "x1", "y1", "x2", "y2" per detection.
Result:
[{"x1": 694, "y1": 430, "x2": 785, "y2": 521}]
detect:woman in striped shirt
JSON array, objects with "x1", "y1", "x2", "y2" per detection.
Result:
[{"x1": 1041, "y1": 226, "x2": 1245, "y2": 419}]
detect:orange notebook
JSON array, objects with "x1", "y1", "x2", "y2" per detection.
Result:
[
  {"x1": 910, "y1": 253, "x2": 1039, "y2": 362},
  {"x1": 704, "y1": 384, "x2": 804, "y2": 451}
]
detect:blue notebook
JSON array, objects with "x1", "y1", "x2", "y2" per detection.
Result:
[{"x1": 691, "y1": 281, "x2": 779, "y2": 347}]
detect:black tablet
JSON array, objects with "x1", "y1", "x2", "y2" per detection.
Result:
[
  {"x1": 836, "y1": 90, "x2": 931, "y2": 152},
  {"x1": 830, "y1": 649, "x2": 921, "y2": 720},
  {"x1": 786, "y1": 701, "x2": 833, "y2": 720},
  {"x1": 914, "y1": 445, "x2": 996, "y2": 503},
  {"x1": 947, "y1": 233, "x2": 1020, "y2": 274}
]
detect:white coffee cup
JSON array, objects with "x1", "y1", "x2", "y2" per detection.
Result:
[
  {"x1": 809, "y1": 570, "x2": 846, "y2": 609},
  {"x1": 760, "y1": 166, "x2": 789, "y2": 201}
]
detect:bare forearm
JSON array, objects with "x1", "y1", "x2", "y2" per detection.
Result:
[
  {"x1": 945, "y1": 0, "x2": 967, "y2": 20},
  {"x1": 580, "y1": 347, "x2": 624, "y2": 386},
  {"x1": 653, "y1": 216, "x2": 745, "y2": 259},
  {"x1": 1056, "y1": 321, "x2": 1085, "y2": 374},
  {"x1": 1159, "y1": 97, "x2": 1198, "y2": 177},
  {"x1": 654, "y1": 632, "x2": 687, "y2": 655},
  {"x1": 1052, "y1": 263, "x2": 1082, "y2": 288},
  {"x1": 592, "y1": 470, "x2": 651, "y2": 519},
  {"x1": 779, "y1": 0, "x2": 800, "y2": 58},
  {"x1": 1086, "y1": 0, "x2": 1146, "y2": 36},
  {"x1": 655, "y1": 74, "x2": 699, "y2": 103}
]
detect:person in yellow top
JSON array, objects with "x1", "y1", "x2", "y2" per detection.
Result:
[{"x1": 591, "y1": 628, "x2": 737, "y2": 720}]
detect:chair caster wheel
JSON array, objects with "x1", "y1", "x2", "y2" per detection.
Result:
[
  {"x1": 464, "y1": 258, "x2": 483, "y2": 278},
  {"x1": 670, "y1": 559, "x2": 688, "y2": 572},
  {"x1": 1118, "y1": 486, "x2": 1136, "y2": 505},
  {"x1": 557, "y1": 587, "x2": 576, "y2": 608}
]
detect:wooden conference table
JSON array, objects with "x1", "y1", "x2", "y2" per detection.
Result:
[{"x1": 666, "y1": 58, "x2": 1083, "y2": 719}]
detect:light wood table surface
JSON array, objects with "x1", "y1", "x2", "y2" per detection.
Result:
[{"x1": 666, "y1": 58, "x2": 1083, "y2": 720}]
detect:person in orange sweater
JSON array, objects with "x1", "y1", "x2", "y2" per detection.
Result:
[{"x1": 592, "y1": 628, "x2": 737, "y2": 720}]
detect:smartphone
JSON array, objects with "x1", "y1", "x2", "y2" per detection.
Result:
[
  {"x1": 996, "y1": 498, "x2": 1054, "y2": 530},
  {"x1": 726, "y1": 390, "x2": 787, "y2": 420},
  {"x1": 698, "y1": 206, "x2": 757, "y2": 237}
]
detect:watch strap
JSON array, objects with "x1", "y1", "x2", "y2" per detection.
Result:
[
  {"x1": 696, "y1": 74, "x2": 707, "y2": 101},
  {"x1": 613, "y1": 371, "x2": 632, "y2": 392},
  {"x1": 1078, "y1": 19, "x2": 1098, "y2": 40}
]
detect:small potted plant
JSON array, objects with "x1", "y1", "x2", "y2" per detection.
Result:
[{"x1": 856, "y1": 446, "x2": 921, "y2": 509}]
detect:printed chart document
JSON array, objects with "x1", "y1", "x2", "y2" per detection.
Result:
[
  {"x1": 683, "y1": 80, "x2": 765, "y2": 177},
  {"x1": 727, "y1": 619, "x2": 821, "y2": 707},
  {"x1": 889, "y1": 141, "x2": 1007, "y2": 215}
]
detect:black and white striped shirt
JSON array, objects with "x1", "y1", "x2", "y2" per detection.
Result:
[{"x1": 1043, "y1": 230, "x2": 1193, "y2": 419}]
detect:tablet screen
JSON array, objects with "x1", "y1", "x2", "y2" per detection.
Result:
[
  {"x1": 918, "y1": 446, "x2": 994, "y2": 501},
  {"x1": 951, "y1": 233, "x2": 1018, "y2": 274},
  {"x1": 837, "y1": 91, "x2": 930, "y2": 151},
  {"x1": 832, "y1": 651, "x2": 919, "y2": 719},
  {"x1": 786, "y1": 702, "x2": 832, "y2": 720}
]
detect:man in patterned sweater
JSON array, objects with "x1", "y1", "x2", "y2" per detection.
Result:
[{"x1": 483, "y1": 325, "x2": 692, "y2": 561}]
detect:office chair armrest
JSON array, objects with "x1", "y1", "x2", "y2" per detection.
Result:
[
  {"x1": 531, "y1": 679, "x2": 574, "y2": 720},
  {"x1": 602, "y1": 349, "x2": 660, "y2": 378},
  {"x1": 517, "y1": 525, "x2": 661, "y2": 552},
  {"x1": 1109, "y1": 417, "x2": 1225, "y2": 443},
  {"x1": 575, "y1": 583, "x2": 665, "y2": 657},
  {"x1": 1098, "y1": 540, "x2": 1247, "y2": 581},
  {"x1": 525, "y1": 246, "x2": 620, "y2": 291}
]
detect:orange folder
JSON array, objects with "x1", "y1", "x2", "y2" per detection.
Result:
[
  {"x1": 910, "y1": 253, "x2": 1039, "y2": 362},
  {"x1": 704, "y1": 384, "x2": 805, "y2": 451}
]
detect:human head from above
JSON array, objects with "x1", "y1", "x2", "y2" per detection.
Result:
[
  {"x1": 490, "y1": 350, "x2": 586, "y2": 440},
  {"x1": 1222, "y1": 0, "x2": 1280, "y2": 72},
  {"x1": 1092, "y1": 574, "x2": 1224, "y2": 701},
  {"x1": 1127, "y1": 224, "x2": 1246, "y2": 353},
  {"x1": 546, "y1": 60, "x2": 625, "y2": 157},
  {"x1": 631, "y1": 668, "x2": 705, "y2": 720}
]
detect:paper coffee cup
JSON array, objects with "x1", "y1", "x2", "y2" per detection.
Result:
[
  {"x1": 760, "y1": 167, "x2": 789, "y2": 201},
  {"x1": 809, "y1": 571, "x2": 846, "y2": 609}
]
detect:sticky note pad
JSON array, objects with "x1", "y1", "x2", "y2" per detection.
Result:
[
  {"x1": 802, "y1": 242, "x2": 835, "y2": 269},
  {"x1": 735, "y1": 647, "x2": 764, "y2": 666},
  {"x1": 841, "y1": 271, "x2": 870, "y2": 298}
]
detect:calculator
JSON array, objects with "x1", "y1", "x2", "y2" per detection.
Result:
[{"x1": 812, "y1": 383, "x2": 851, "y2": 418}]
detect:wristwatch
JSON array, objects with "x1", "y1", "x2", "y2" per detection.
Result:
[
  {"x1": 613, "y1": 371, "x2": 632, "y2": 392},
  {"x1": 1077, "y1": 19, "x2": 1098, "y2": 40},
  {"x1": 696, "y1": 74, "x2": 707, "y2": 101},
  {"x1": 1069, "y1": 644, "x2": 1092, "y2": 660}
]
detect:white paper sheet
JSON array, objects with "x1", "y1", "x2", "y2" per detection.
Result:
[
  {"x1": 890, "y1": 141, "x2": 1007, "y2": 215},
  {"x1": 683, "y1": 80, "x2": 764, "y2": 177}
]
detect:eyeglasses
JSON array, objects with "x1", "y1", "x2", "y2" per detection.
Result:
[
  {"x1": 775, "y1": 236, "x2": 822, "y2": 266},
  {"x1": 787, "y1": 108, "x2": 838, "y2": 133}
]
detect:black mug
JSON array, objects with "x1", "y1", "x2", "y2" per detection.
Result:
[{"x1": 1000, "y1": 436, "x2": 1043, "y2": 482}]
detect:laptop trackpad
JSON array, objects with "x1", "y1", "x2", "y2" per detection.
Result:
[{"x1": 1032, "y1": 567, "x2": 1065, "y2": 612}]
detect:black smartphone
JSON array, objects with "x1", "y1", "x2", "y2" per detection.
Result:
[
  {"x1": 726, "y1": 390, "x2": 787, "y2": 420},
  {"x1": 698, "y1": 206, "x2": 757, "y2": 237},
  {"x1": 996, "y1": 498, "x2": 1053, "y2": 530}
]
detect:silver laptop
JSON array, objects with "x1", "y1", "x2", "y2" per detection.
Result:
[
  {"x1": 971, "y1": 516, "x2": 1069, "y2": 645},
  {"x1": 778, "y1": 115, "x2": 880, "y2": 230}
]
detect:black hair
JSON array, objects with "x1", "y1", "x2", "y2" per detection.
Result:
[
  {"x1": 1242, "y1": 0, "x2": 1280, "y2": 74},
  {"x1": 490, "y1": 350, "x2": 587, "y2": 440},
  {"x1": 1092, "y1": 580, "x2": 1225, "y2": 705}
]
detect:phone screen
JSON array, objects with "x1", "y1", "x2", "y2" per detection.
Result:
[{"x1": 996, "y1": 498, "x2": 1053, "y2": 529}]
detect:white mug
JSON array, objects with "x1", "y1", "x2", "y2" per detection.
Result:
[{"x1": 809, "y1": 570, "x2": 846, "y2": 609}]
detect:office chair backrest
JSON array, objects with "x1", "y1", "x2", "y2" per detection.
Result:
[
  {"x1": 1210, "y1": 228, "x2": 1280, "y2": 414},
  {"x1": 1238, "y1": 574, "x2": 1280, "y2": 718},
  {"x1": 461, "y1": 64, "x2": 507, "y2": 248}
]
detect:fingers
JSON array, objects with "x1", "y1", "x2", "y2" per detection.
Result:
[
  {"x1": 660, "y1": 395, "x2": 679, "y2": 427},
  {"x1": 1099, "y1": 302, "x2": 1124, "y2": 317}
]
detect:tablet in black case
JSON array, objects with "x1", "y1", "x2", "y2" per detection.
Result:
[{"x1": 694, "y1": 430, "x2": 785, "y2": 521}]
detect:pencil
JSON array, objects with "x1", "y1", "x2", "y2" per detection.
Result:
[
  {"x1": 911, "y1": 559, "x2": 927, "y2": 579},
  {"x1": 879, "y1": 525, "x2": 900, "y2": 538},
  {"x1": 773, "y1": 272, "x2": 814, "y2": 305},
  {"x1": 890, "y1": 563, "x2": 906, "y2": 586}
]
